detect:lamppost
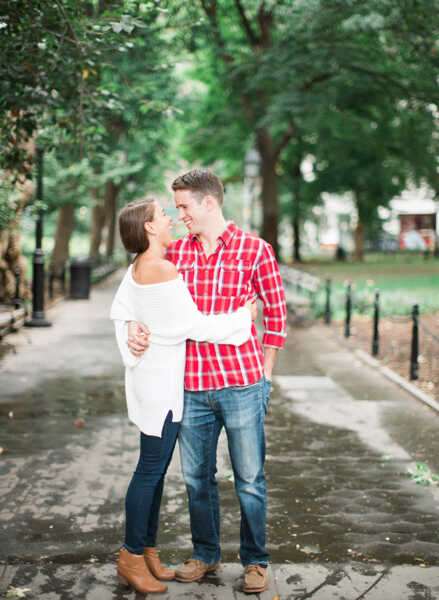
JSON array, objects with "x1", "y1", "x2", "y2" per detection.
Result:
[
  {"x1": 243, "y1": 148, "x2": 261, "y2": 232},
  {"x1": 25, "y1": 146, "x2": 52, "y2": 328}
]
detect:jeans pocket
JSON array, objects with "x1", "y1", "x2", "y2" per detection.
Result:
[{"x1": 262, "y1": 376, "x2": 272, "y2": 415}]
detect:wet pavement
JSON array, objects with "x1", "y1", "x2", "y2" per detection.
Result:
[{"x1": 1, "y1": 269, "x2": 439, "y2": 598}]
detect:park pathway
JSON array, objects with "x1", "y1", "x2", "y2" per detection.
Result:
[{"x1": 1, "y1": 269, "x2": 439, "y2": 599}]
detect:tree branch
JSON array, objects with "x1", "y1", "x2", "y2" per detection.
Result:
[
  {"x1": 274, "y1": 124, "x2": 295, "y2": 159},
  {"x1": 234, "y1": 0, "x2": 260, "y2": 46},
  {"x1": 257, "y1": 1, "x2": 273, "y2": 47},
  {"x1": 53, "y1": 0, "x2": 85, "y2": 54},
  {"x1": 302, "y1": 72, "x2": 335, "y2": 92},
  {"x1": 199, "y1": 0, "x2": 233, "y2": 62},
  {"x1": 341, "y1": 63, "x2": 410, "y2": 93}
]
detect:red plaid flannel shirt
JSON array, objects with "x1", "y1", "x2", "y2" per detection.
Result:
[{"x1": 166, "y1": 222, "x2": 287, "y2": 391}]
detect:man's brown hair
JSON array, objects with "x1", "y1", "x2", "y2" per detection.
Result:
[
  {"x1": 171, "y1": 169, "x2": 224, "y2": 205},
  {"x1": 118, "y1": 198, "x2": 155, "y2": 255}
]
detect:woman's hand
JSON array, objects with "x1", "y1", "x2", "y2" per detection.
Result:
[{"x1": 245, "y1": 300, "x2": 257, "y2": 321}]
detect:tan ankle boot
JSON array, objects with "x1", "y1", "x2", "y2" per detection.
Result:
[
  {"x1": 144, "y1": 547, "x2": 175, "y2": 581},
  {"x1": 117, "y1": 547, "x2": 167, "y2": 593}
]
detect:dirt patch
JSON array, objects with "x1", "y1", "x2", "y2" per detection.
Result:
[{"x1": 333, "y1": 313, "x2": 439, "y2": 401}]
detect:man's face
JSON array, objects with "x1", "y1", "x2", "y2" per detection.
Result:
[{"x1": 174, "y1": 189, "x2": 208, "y2": 234}]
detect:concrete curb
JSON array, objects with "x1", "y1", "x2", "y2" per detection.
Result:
[{"x1": 354, "y1": 347, "x2": 439, "y2": 414}]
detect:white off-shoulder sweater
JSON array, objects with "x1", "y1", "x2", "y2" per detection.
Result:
[{"x1": 110, "y1": 265, "x2": 252, "y2": 437}]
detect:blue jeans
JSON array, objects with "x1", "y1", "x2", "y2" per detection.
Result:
[
  {"x1": 124, "y1": 411, "x2": 180, "y2": 554},
  {"x1": 179, "y1": 376, "x2": 272, "y2": 567}
]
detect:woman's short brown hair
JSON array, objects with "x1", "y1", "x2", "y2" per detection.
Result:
[{"x1": 118, "y1": 198, "x2": 156, "y2": 255}]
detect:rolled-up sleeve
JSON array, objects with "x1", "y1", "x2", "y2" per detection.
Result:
[{"x1": 252, "y1": 242, "x2": 287, "y2": 349}]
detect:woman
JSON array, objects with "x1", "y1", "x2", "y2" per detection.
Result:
[{"x1": 110, "y1": 198, "x2": 255, "y2": 594}]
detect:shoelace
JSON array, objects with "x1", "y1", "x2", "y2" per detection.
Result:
[{"x1": 245, "y1": 565, "x2": 265, "y2": 576}]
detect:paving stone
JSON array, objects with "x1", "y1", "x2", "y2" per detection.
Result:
[
  {"x1": 274, "y1": 563, "x2": 439, "y2": 600},
  {"x1": 1, "y1": 562, "x2": 280, "y2": 599}
]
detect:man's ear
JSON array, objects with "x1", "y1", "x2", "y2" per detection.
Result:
[{"x1": 204, "y1": 195, "x2": 218, "y2": 211}]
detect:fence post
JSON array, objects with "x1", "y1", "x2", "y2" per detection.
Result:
[
  {"x1": 13, "y1": 267, "x2": 22, "y2": 309},
  {"x1": 61, "y1": 265, "x2": 66, "y2": 294},
  {"x1": 310, "y1": 289, "x2": 316, "y2": 312},
  {"x1": 372, "y1": 290, "x2": 380, "y2": 356},
  {"x1": 409, "y1": 303, "x2": 419, "y2": 381},
  {"x1": 324, "y1": 278, "x2": 332, "y2": 324},
  {"x1": 344, "y1": 282, "x2": 352, "y2": 338}
]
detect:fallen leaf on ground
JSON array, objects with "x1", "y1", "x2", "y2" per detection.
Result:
[
  {"x1": 300, "y1": 544, "x2": 321, "y2": 555},
  {"x1": 408, "y1": 462, "x2": 439, "y2": 486},
  {"x1": 6, "y1": 586, "x2": 32, "y2": 598},
  {"x1": 73, "y1": 418, "x2": 86, "y2": 428}
]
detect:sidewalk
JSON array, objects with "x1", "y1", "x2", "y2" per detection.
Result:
[{"x1": 1, "y1": 269, "x2": 439, "y2": 598}]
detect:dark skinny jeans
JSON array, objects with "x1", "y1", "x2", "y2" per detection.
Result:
[{"x1": 123, "y1": 411, "x2": 180, "y2": 554}]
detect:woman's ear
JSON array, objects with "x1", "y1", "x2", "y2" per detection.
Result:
[{"x1": 144, "y1": 221, "x2": 156, "y2": 236}]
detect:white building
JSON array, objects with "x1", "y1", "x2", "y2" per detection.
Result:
[{"x1": 303, "y1": 184, "x2": 438, "y2": 257}]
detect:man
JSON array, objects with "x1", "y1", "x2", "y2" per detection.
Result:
[{"x1": 127, "y1": 169, "x2": 287, "y2": 593}]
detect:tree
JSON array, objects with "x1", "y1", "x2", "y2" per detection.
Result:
[
  {"x1": 0, "y1": 2, "x2": 150, "y2": 295},
  {"x1": 43, "y1": 154, "x2": 93, "y2": 277},
  {"x1": 85, "y1": 24, "x2": 176, "y2": 261},
  {"x1": 279, "y1": 136, "x2": 322, "y2": 263},
  {"x1": 313, "y1": 97, "x2": 438, "y2": 260},
  {"x1": 265, "y1": 0, "x2": 439, "y2": 260},
  {"x1": 170, "y1": 0, "x2": 438, "y2": 258},
  {"x1": 0, "y1": 1, "x2": 176, "y2": 294},
  {"x1": 168, "y1": 0, "x2": 303, "y2": 256}
]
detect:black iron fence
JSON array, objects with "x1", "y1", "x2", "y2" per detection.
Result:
[{"x1": 281, "y1": 265, "x2": 439, "y2": 392}]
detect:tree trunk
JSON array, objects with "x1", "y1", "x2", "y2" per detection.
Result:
[
  {"x1": 257, "y1": 129, "x2": 279, "y2": 257},
  {"x1": 0, "y1": 175, "x2": 34, "y2": 303},
  {"x1": 50, "y1": 204, "x2": 76, "y2": 275},
  {"x1": 354, "y1": 195, "x2": 366, "y2": 262},
  {"x1": 89, "y1": 190, "x2": 106, "y2": 262},
  {"x1": 0, "y1": 228, "x2": 30, "y2": 302},
  {"x1": 293, "y1": 212, "x2": 302, "y2": 263},
  {"x1": 104, "y1": 180, "x2": 120, "y2": 258},
  {"x1": 292, "y1": 160, "x2": 302, "y2": 263},
  {"x1": 353, "y1": 221, "x2": 364, "y2": 261}
]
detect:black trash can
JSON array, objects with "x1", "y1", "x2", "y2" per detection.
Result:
[{"x1": 69, "y1": 257, "x2": 91, "y2": 299}]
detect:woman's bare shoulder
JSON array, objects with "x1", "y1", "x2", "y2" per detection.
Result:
[{"x1": 132, "y1": 258, "x2": 178, "y2": 285}]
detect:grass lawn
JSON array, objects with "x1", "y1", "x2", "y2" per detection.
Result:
[{"x1": 294, "y1": 252, "x2": 439, "y2": 317}]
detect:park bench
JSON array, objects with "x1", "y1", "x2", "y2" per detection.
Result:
[
  {"x1": 0, "y1": 305, "x2": 27, "y2": 339},
  {"x1": 91, "y1": 261, "x2": 119, "y2": 284},
  {"x1": 280, "y1": 265, "x2": 321, "y2": 317}
]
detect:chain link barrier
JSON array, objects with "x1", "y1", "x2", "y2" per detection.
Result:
[{"x1": 420, "y1": 321, "x2": 439, "y2": 345}]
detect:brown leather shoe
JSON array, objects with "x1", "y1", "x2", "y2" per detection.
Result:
[
  {"x1": 144, "y1": 547, "x2": 175, "y2": 581},
  {"x1": 174, "y1": 559, "x2": 220, "y2": 583},
  {"x1": 117, "y1": 547, "x2": 167, "y2": 593},
  {"x1": 242, "y1": 564, "x2": 268, "y2": 594}
]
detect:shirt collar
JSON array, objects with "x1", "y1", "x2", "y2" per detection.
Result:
[{"x1": 190, "y1": 221, "x2": 237, "y2": 248}]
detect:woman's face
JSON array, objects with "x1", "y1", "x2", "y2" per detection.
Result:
[{"x1": 150, "y1": 201, "x2": 174, "y2": 247}]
